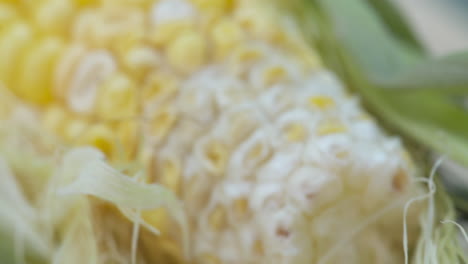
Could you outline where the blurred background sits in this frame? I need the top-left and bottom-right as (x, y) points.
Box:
(393, 0), (468, 56)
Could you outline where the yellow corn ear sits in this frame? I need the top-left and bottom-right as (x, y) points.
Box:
(0, 1), (423, 264)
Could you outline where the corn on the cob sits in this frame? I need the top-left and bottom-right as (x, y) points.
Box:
(0, 0), (424, 263)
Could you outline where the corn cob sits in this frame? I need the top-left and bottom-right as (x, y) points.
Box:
(0, 0), (425, 263)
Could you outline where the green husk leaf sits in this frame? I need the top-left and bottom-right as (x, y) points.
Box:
(58, 147), (190, 259)
(0, 228), (16, 264)
(364, 0), (425, 52)
(413, 179), (468, 263)
(50, 200), (99, 264)
(316, 0), (422, 83)
(0, 157), (50, 264)
(314, 0), (468, 168)
(385, 51), (468, 89)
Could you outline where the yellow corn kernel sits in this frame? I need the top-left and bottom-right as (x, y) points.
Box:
(247, 142), (265, 160)
(102, 0), (154, 8)
(143, 71), (179, 106)
(42, 105), (69, 134)
(0, 88), (13, 119)
(73, 0), (99, 7)
(191, 0), (233, 13)
(317, 121), (347, 135)
(208, 205), (227, 231)
(0, 4), (17, 27)
(141, 207), (173, 233)
(204, 141), (228, 173)
(96, 73), (138, 120)
(63, 118), (89, 142)
(211, 18), (243, 59)
(15, 37), (65, 105)
(254, 239), (264, 255)
(233, 198), (248, 217)
(195, 0), (234, 31)
(0, 22), (33, 89)
(149, 20), (194, 47)
(72, 10), (99, 43)
(284, 123), (307, 142)
(262, 65), (287, 87)
(309, 95), (335, 110)
(147, 105), (177, 144)
(0, 1), (18, 5)
(200, 254), (222, 264)
(158, 158), (181, 194)
(228, 45), (264, 75)
(114, 121), (139, 159)
(81, 124), (115, 157)
(270, 26), (292, 45)
(32, 0), (74, 35)
(167, 31), (206, 74)
(111, 29), (145, 60)
(74, 7), (144, 49)
(153, 239), (184, 264)
(235, 5), (275, 38)
(121, 46), (161, 79)
(232, 45), (263, 64)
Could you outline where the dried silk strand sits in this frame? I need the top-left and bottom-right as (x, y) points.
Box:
(131, 209), (141, 264)
(441, 220), (468, 245)
(403, 157), (444, 264)
(131, 172), (144, 264)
